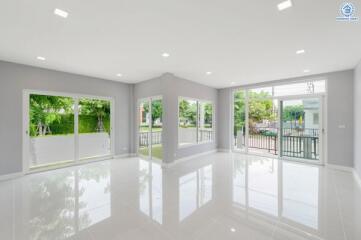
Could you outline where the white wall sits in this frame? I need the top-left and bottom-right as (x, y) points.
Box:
(0, 61), (132, 176)
(354, 61), (361, 177)
(217, 70), (354, 167)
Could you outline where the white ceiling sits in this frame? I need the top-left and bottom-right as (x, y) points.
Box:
(0, 0), (361, 88)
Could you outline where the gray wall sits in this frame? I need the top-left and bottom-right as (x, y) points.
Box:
(327, 70), (354, 167)
(217, 70), (354, 167)
(217, 88), (232, 150)
(354, 62), (361, 176)
(133, 73), (218, 164)
(0, 61), (132, 176)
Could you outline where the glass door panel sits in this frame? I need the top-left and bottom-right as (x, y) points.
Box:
(281, 98), (321, 161)
(178, 99), (197, 146)
(29, 94), (75, 168)
(138, 100), (151, 157)
(151, 98), (163, 160)
(233, 90), (246, 151)
(78, 98), (111, 160)
(248, 88), (278, 156)
(198, 101), (213, 143)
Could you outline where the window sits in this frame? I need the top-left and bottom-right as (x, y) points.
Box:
(313, 113), (319, 125)
(273, 80), (326, 97)
(198, 101), (213, 143)
(178, 98), (214, 146)
(26, 92), (113, 170)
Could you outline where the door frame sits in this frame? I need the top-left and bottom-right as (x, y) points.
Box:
(22, 89), (115, 174)
(136, 95), (163, 160)
(231, 87), (327, 165)
(277, 94), (325, 165)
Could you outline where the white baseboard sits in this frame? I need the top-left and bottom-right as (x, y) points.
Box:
(326, 163), (354, 172)
(113, 153), (137, 159)
(0, 172), (24, 182)
(353, 169), (361, 189)
(162, 149), (217, 169)
(217, 148), (232, 152)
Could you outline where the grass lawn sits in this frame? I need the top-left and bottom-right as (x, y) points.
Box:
(139, 144), (163, 160)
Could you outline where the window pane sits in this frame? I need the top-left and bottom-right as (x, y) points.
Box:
(198, 101), (213, 143)
(248, 87), (273, 97)
(281, 98), (320, 160)
(248, 91), (278, 156)
(274, 80), (326, 97)
(29, 94), (75, 168)
(179, 99), (197, 145)
(138, 100), (150, 157)
(151, 99), (163, 160)
(233, 90), (246, 151)
(78, 98), (111, 160)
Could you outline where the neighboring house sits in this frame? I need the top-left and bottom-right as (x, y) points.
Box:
(140, 105), (150, 125)
(303, 99), (319, 130)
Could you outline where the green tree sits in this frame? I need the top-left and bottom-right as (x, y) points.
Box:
(143, 100), (163, 127)
(179, 99), (197, 127)
(30, 95), (74, 136)
(234, 90), (246, 135)
(248, 91), (275, 123)
(282, 105), (304, 128)
(204, 103), (213, 127)
(79, 99), (110, 132)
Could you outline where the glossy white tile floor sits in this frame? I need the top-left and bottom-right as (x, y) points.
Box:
(1, 153), (361, 240)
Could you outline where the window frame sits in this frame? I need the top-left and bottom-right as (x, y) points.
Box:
(23, 89), (115, 173)
(178, 97), (215, 148)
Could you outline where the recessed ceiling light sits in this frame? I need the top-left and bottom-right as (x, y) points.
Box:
(162, 52), (170, 58)
(303, 69), (310, 73)
(206, 71), (212, 75)
(37, 56), (46, 61)
(54, 8), (69, 18)
(296, 49), (305, 54)
(116, 73), (123, 77)
(277, 0), (292, 11)
(231, 81), (236, 85)
(230, 228), (236, 232)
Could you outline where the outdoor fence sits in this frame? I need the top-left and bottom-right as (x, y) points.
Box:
(139, 128), (213, 147)
(235, 127), (319, 160)
(139, 131), (162, 147)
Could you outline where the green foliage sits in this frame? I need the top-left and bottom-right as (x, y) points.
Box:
(248, 91), (276, 123)
(79, 115), (110, 134)
(30, 95), (74, 136)
(79, 99), (110, 132)
(204, 103), (213, 127)
(179, 99), (197, 127)
(233, 90), (277, 135)
(282, 105), (304, 122)
(143, 99), (163, 127)
(234, 91), (246, 135)
(30, 95), (111, 136)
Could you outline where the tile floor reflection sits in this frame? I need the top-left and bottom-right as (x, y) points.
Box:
(0, 152), (360, 240)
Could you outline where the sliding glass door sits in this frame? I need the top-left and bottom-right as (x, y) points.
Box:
(25, 92), (114, 170)
(138, 97), (163, 160)
(28, 94), (75, 168)
(78, 98), (111, 160)
(232, 80), (325, 164)
(248, 88), (279, 156)
(233, 90), (246, 151)
(280, 98), (322, 161)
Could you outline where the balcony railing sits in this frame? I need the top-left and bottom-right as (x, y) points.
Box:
(235, 127), (319, 160)
(140, 129), (214, 147)
(139, 131), (162, 147)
